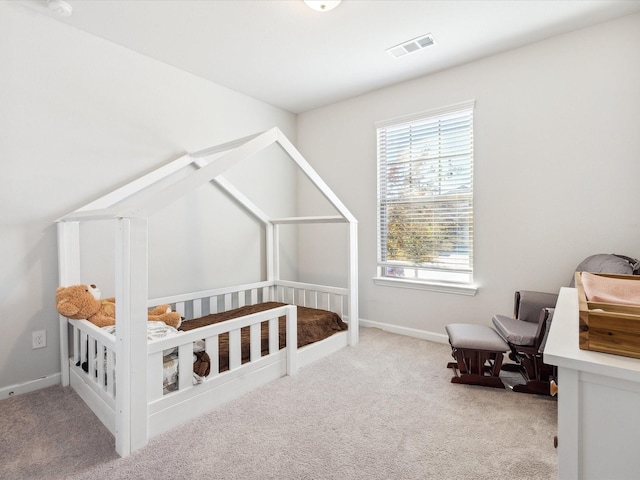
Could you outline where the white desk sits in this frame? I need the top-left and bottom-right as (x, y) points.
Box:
(544, 287), (640, 479)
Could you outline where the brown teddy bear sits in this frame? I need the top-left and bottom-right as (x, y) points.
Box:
(56, 284), (182, 329)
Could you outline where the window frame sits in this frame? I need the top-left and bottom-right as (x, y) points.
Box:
(374, 100), (477, 295)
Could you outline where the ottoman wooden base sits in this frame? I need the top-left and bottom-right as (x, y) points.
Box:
(445, 323), (509, 389)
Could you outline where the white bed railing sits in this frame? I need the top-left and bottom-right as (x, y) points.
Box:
(67, 303), (298, 433)
(146, 305), (297, 403)
(273, 280), (349, 319)
(149, 280), (271, 320)
(148, 279), (350, 322)
(69, 319), (117, 408)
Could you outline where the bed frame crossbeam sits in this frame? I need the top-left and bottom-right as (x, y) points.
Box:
(271, 216), (347, 224)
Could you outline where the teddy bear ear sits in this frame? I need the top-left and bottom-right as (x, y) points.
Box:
(57, 300), (80, 317)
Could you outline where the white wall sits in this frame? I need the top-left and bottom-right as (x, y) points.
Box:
(0, 3), (296, 395)
(297, 12), (640, 340)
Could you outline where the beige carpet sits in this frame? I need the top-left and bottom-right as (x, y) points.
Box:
(0, 327), (557, 479)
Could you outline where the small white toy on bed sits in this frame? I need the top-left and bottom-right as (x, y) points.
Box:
(101, 321), (208, 392)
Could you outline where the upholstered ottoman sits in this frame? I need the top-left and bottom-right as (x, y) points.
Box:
(445, 323), (510, 389)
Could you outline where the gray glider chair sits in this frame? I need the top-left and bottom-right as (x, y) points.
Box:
(492, 290), (558, 395)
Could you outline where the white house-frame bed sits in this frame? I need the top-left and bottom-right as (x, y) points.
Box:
(56, 127), (358, 457)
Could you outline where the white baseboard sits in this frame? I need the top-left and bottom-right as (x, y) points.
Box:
(0, 373), (61, 401)
(360, 318), (449, 344)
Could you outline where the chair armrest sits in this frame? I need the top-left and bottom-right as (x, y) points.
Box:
(537, 307), (555, 352)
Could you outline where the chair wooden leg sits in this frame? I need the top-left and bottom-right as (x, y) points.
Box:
(453, 373), (505, 389)
(502, 352), (554, 396)
(512, 380), (552, 395)
(490, 350), (504, 377)
(447, 348), (506, 389)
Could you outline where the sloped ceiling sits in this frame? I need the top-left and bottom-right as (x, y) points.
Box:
(18, 0), (640, 113)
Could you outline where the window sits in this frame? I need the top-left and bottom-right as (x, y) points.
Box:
(376, 101), (475, 294)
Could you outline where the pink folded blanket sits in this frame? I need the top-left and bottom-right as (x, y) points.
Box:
(581, 272), (640, 306)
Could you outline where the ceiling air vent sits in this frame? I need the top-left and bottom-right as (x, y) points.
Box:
(387, 33), (437, 59)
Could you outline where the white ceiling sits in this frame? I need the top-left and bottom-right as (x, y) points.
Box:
(19, 0), (640, 113)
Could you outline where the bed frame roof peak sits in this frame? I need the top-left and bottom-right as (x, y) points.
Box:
(57, 127), (356, 226)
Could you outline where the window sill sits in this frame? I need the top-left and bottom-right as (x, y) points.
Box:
(373, 276), (478, 296)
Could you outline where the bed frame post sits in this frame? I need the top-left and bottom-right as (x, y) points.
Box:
(57, 221), (81, 386)
(114, 217), (149, 457)
(272, 223), (280, 286)
(285, 305), (298, 375)
(348, 221), (359, 345)
(266, 222), (275, 296)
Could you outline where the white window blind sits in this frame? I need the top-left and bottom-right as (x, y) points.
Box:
(376, 101), (474, 285)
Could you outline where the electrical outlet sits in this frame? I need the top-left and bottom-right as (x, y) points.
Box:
(32, 330), (46, 349)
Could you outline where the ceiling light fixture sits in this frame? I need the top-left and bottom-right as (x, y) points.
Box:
(304, 0), (342, 12)
(387, 33), (437, 58)
(47, 0), (73, 17)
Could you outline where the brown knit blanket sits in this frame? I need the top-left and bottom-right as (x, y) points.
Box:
(179, 302), (347, 373)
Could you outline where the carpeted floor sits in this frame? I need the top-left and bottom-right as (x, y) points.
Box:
(0, 327), (557, 479)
